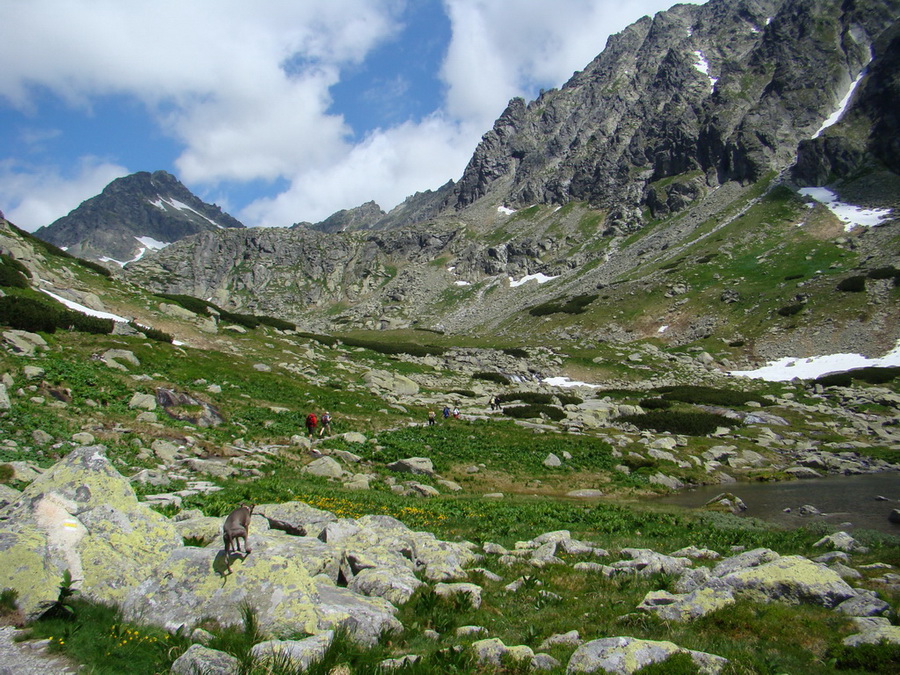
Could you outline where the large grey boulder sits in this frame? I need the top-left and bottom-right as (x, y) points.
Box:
(349, 567), (423, 605)
(171, 644), (240, 675)
(385, 457), (435, 476)
(251, 632), (334, 671)
(257, 501), (338, 536)
(2, 329), (47, 356)
(363, 369), (419, 396)
(302, 456), (345, 479)
(0, 446), (182, 618)
(566, 636), (728, 674)
(717, 555), (857, 608)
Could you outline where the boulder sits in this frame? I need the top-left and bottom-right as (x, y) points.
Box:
(471, 638), (535, 668)
(0, 446), (182, 618)
(302, 456), (345, 479)
(434, 582), (482, 609)
(386, 457), (434, 476)
(128, 393), (157, 411)
(0, 383), (10, 410)
(842, 620), (900, 647)
(101, 349), (139, 371)
(718, 555), (857, 608)
(251, 632), (334, 671)
(363, 369), (419, 396)
(258, 502), (338, 536)
(2, 329), (47, 356)
(349, 567), (423, 605)
(171, 644), (240, 675)
(566, 636), (728, 674)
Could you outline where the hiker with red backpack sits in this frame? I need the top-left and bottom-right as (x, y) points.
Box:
(305, 412), (318, 438)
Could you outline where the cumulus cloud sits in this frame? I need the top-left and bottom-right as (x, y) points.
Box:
(0, 0), (703, 229)
(0, 158), (128, 231)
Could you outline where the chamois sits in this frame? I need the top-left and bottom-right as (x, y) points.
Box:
(223, 503), (254, 561)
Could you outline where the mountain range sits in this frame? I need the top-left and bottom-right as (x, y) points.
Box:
(29, 0), (900, 363)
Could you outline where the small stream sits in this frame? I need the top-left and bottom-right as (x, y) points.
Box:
(655, 472), (900, 535)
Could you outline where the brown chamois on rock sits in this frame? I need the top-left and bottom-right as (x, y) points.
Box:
(223, 503), (254, 562)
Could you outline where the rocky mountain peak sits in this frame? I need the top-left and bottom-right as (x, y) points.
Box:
(35, 170), (244, 265)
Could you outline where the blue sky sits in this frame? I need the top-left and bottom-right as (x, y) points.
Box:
(0, 0), (701, 231)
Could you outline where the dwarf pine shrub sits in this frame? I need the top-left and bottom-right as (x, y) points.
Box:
(473, 371), (510, 384)
(836, 275), (866, 292)
(620, 411), (740, 435)
(496, 392), (554, 405)
(0, 254), (30, 288)
(503, 404), (566, 421)
(656, 385), (758, 406)
(777, 304), (804, 317)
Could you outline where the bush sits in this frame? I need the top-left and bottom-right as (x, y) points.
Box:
(0, 295), (113, 335)
(557, 394), (583, 406)
(656, 385), (759, 407)
(448, 389), (476, 398)
(0, 254), (30, 288)
(836, 275), (866, 292)
(866, 266), (900, 280)
(528, 294), (598, 317)
(640, 398), (674, 410)
(341, 336), (446, 357)
(783, 273), (804, 281)
(131, 322), (173, 343)
(496, 392), (554, 405)
(814, 372), (852, 387)
(502, 348), (529, 359)
(777, 303), (804, 317)
(619, 411), (741, 435)
(473, 372), (510, 385)
(503, 404), (566, 421)
(827, 641), (900, 671)
(815, 366), (900, 387)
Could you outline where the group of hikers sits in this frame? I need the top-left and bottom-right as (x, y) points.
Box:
(304, 410), (332, 438)
(427, 395), (501, 426)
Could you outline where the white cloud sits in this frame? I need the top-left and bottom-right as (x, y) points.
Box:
(0, 158), (128, 231)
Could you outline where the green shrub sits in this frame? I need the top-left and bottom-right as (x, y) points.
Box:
(656, 385), (759, 407)
(0, 464), (13, 482)
(640, 398), (674, 410)
(341, 336), (446, 357)
(131, 322), (173, 343)
(827, 640), (900, 671)
(557, 394), (584, 406)
(0, 295), (113, 335)
(502, 348), (529, 358)
(0, 254), (30, 288)
(814, 372), (852, 387)
(696, 253), (717, 264)
(728, 340), (746, 347)
(503, 404), (566, 421)
(528, 293), (598, 316)
(448, 389), (476, 398)
(836, 275), (866, 292)
(777, 303), (804, 317)
(867, 266), (900, 280)
(473, 372), (510, 384)
(620, 411), (741, 435)
(76, 259), (113, 278)
(496, 392), (554, 405)
(783, 273), (804, 281)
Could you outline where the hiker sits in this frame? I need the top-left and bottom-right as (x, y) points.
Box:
(442, 405), (451, 419)
(428, 410), (436, 426)
(489, 395), (498, 411)
(318, 411), (332, 437)
(452, 406), (460, 419)
(305, 412), (318, 438)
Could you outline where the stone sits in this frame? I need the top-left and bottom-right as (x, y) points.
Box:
(434, 582), (482, 609)
(471, 638), (535, 668)
(835, 589), (891, 617)
(349, 567), (423, 605)
(363, 369), (419, 396)
(151, 439), (179, 463)
(71, 432), (95, 445)
(2, 330), (47, 356)
(171, 644), (240, 675)
(539, 630), (581, 650)
(101, 349), (139, 371)
(0, 383), (9, 410)
(251, 632), (334, 671)
(813, 531), (868, 553)
(302, 456), (345, 479)
(129, 393), (157, 411)
(566, 636), (728, 674)
(543, 453), (562, 467)
(31, 429), (53, 445)
(386, 457), (434, 476)
(342, 432), (367, 444)
(566, 489), (604, 498)
(842, 622), (900, 647)
(718, 555), (857, 608)
(0, 446), (183, 619)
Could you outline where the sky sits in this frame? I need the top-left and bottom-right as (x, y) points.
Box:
(0, 0), (704, 231)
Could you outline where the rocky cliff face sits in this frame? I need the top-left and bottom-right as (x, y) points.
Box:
(35, 170), (244, 264)
(445, 0), (896, 229)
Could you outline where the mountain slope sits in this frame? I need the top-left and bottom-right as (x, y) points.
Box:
(35, 170), (244, 265)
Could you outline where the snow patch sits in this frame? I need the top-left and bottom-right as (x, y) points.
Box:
(151, 196), (224, 228)
(798, 187), (891, 231)
(730, 340), (900, 382)
(39, 289), (129, 323)
(509, 272), (558, 287)
(149, 198), (167, 210)
(135, 235), (170, 251)
(812, 69), (867, 138)
(692, 50), (717, 90)
(454, 280), (471, 287)
(498, 206), (516, 215)
(542, 376), (601, 389)
(658, 325), (669, 334)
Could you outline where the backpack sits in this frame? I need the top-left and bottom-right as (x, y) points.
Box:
(306, 413), (317, 426)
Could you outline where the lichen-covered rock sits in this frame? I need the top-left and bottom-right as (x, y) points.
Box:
(258, 501), (337, 536)
(842, 620), (900, 647)
(363, 369), (419, 395)
(302, 456), (345, 479)
(171, 644), (240, 675)
(835, 589), (890, 617)
(385, 457), (434, 475)
(123, 544), (323, 636)
(251, 632), (334, 671)
(312, 577), (401, 646)
(639, 586), (735, 622)
(566, 636), (728, 674)
(718, 555), (857, 608)
(613, 549), (692, 576)
(0, 445), (182, 618)
(471, 637), (535, 668)
(349, 567), (423, 605)
(434, 582), (482, 609)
